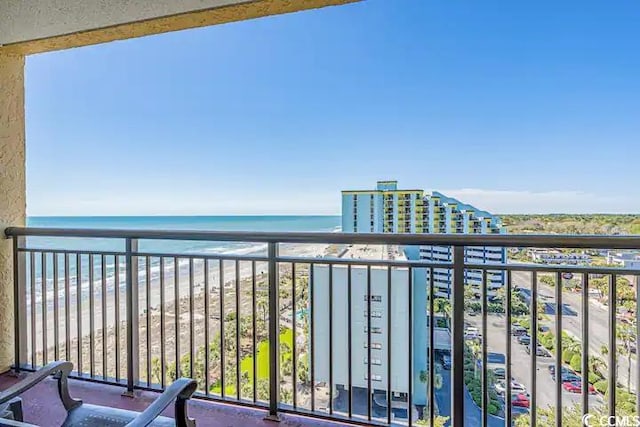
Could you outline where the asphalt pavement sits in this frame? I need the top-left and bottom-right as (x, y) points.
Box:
(468, 314), (604, 411)
(512, 270), (637, 394)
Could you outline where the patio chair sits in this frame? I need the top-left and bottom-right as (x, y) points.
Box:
(0, 361), (197, 427)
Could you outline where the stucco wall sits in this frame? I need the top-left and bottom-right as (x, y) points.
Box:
(0, 53), (26, 373)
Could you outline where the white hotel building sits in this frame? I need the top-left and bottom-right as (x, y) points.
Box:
(309, 181), (505, 414)
(342, 181), (506, 297)
(420, 191), (506, 298)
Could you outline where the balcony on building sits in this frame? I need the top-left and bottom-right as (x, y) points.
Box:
(1, 2), (639, 427)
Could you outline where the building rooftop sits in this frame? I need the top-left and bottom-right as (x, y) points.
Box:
(340, 244), (407, 261)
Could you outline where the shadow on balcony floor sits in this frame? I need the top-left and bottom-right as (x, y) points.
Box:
(0, 372), (344, 427)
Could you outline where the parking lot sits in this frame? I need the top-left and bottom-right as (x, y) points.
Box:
(466, 314), (604, 412)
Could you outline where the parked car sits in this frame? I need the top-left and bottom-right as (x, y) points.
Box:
(562, 381), (596, 394)
(492, 367), (506, 379)
(624, 341), (637, 354)
(553, 371), (581, 383)
(517, 335), (531, 345)
(548, 365), (573, 376)
(512, 325), (527, 336)
(537, 347), (551, 357)
(442, 355), (451, 370)
(511, 393), (530, 408)
(495, 380), (527, 396)
(465, 327), (481, 340)
(525, 344), (551, 357)
(466, 332), (481, 341)
(487, 353), (506, 364)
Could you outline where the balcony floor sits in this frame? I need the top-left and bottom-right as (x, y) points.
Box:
(0, 372), (346, 427)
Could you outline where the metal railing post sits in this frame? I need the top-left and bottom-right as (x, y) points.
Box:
(451, 245), (465, 427)
(12, 236), (27, 374)
(265, 242), (280, 421)
(608, 274), (617, 418)
(124, 238), (139, 396)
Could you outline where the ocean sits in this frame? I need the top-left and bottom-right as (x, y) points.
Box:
(24, 216), (341, 304)
(27, 215), (341, 254)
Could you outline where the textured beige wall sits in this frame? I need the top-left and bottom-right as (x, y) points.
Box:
(0, 53), (26, 373)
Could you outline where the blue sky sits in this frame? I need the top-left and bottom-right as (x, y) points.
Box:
(26, 0), (640, 216)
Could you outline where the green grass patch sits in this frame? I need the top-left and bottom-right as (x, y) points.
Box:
(211, 328), (294, 395)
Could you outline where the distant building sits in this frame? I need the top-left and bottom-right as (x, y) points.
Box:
(607, 251), (640, 269)
(312, 245), (439, 419)
(419, 191), (505, 298)
(528, 249), (591, 265)
(327, 181), (506, 416)
(341, 181), (424, 234)
(341, 181), (506, 298)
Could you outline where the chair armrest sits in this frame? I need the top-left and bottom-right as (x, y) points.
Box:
(0, 419), (39, 427)
(0, 361), (81, 411)
(125, 378), (197, 427)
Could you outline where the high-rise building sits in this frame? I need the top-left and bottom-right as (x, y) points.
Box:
(341, 181), (425, 234)
(310, 245), (432, 420)
(318, 181), (505, 417)
(341, 181), (506, 297)
(421, 191), (506, 298)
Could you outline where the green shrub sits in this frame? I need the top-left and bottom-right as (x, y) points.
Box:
(464, 372), (475, 384)
(588, 372), (601, 384)
(594, 380), (607, 394)
(470, 390), (481, 405)
(562, 349), (575, 364)
(540, 333), (554, 352)
(487, 403), (499, 416)
(570, 355), (582, 373)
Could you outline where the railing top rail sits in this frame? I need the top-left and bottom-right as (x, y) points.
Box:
(5, 226), (640, 249)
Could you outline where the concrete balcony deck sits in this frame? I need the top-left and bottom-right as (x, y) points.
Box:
(0, 372), (344, 427)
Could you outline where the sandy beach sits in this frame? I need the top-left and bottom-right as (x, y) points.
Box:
(25, 242), (334, 382)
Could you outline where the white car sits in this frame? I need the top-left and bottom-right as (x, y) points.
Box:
(465, 327), (482, 340)
(495, 380), (527, 396)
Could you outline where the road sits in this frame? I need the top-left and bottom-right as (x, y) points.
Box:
(512, 271), (637, 393)
(437, 367), (504, 427)
(468, 314), (604, 413)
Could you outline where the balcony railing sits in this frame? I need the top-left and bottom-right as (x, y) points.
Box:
(4, 227), (640, 427)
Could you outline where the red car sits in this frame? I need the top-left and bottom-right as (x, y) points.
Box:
(512, 393), (530, 408)
(562, 381), (596, 394)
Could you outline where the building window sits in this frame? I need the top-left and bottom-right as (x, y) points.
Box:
(364, 357), (382, 365)
(364, 374), (382, 382)
(364, 295), (382, 302)
(364, 342), (383, 349)
(364, 326), (383, 334)
(364, 310), (382, 318)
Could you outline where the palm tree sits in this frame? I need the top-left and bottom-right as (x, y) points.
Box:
(589, 355), (606, 377)
(433, 298), (452, 328)
(617, 323), (635, 391)
(600, 344), (609, 358)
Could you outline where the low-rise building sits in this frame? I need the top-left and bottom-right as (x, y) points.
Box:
(528, 249), (591, 265)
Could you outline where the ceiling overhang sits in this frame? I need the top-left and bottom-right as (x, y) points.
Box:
(0, 0), (360, 55)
